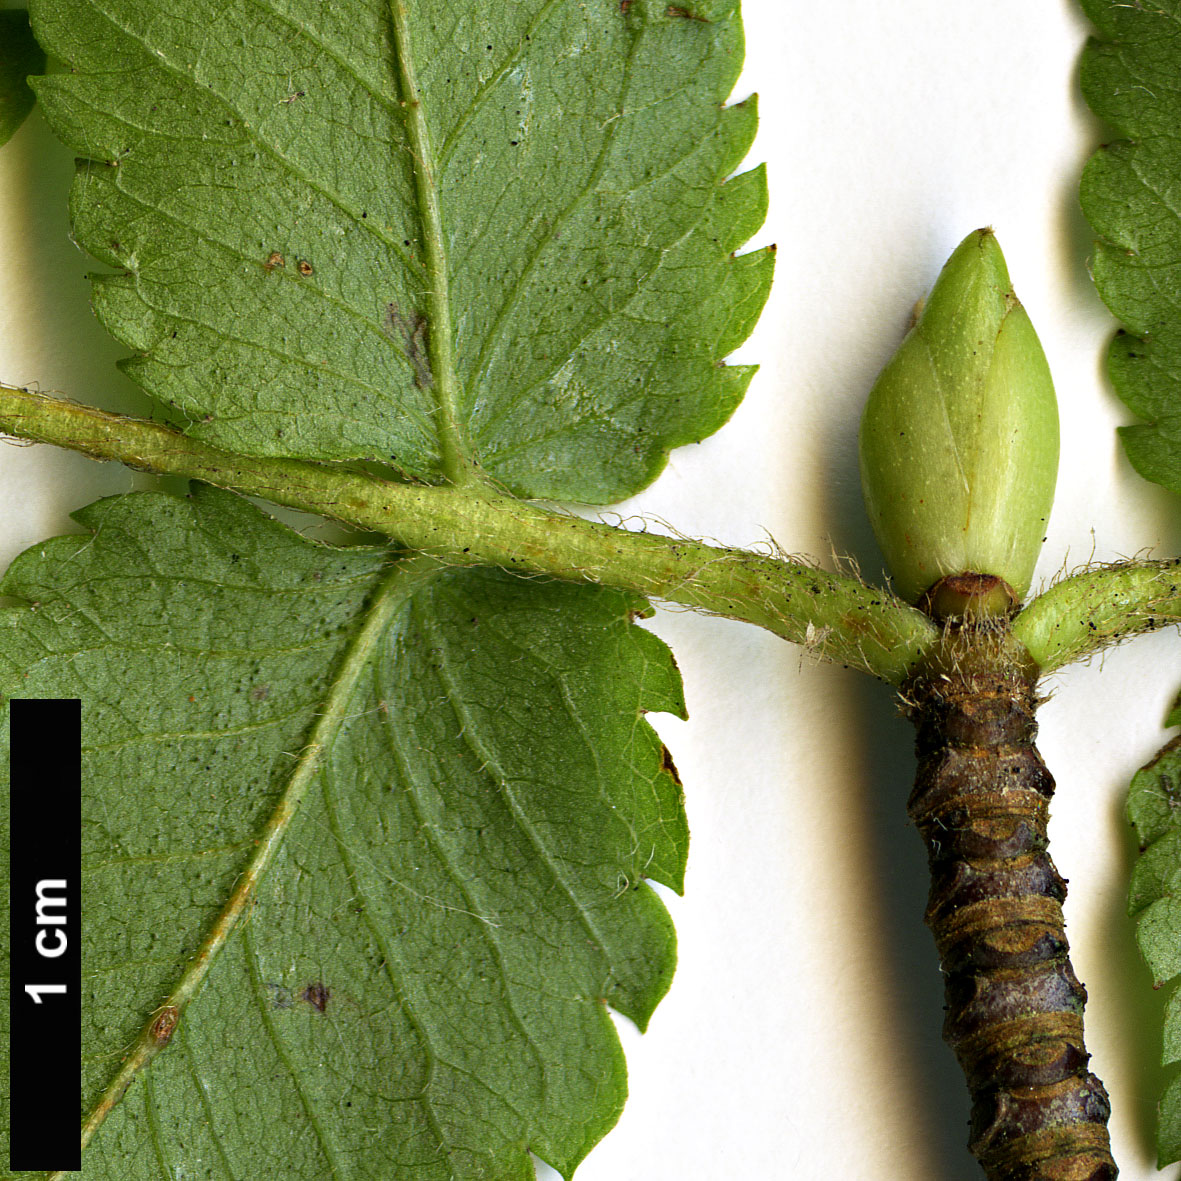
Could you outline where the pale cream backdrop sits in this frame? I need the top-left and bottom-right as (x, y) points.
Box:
(0, 1), (1177, 1179)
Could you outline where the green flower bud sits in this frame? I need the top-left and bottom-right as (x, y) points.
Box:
(858, 229), (1059, 610)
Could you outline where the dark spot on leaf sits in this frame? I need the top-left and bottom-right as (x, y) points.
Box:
(666, 4), (708, 19)
(297, 259), (314, 277)
(300, 982), (330, 1012)
(150, 1006), (179, 1046)
(250, 684), (270, 702)
(385, 303), (433, 389)
(263, 251), (285, 272)
(620, 0), (633, 10)
(659, 744), (682, 786)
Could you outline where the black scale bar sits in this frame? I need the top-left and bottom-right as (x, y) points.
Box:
(8, 699), (81, 1172)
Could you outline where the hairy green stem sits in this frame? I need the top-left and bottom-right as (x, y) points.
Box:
(1012, 559), (1181, 673)
(5, 386), (1178, 684)
(0, 385), (936, 681)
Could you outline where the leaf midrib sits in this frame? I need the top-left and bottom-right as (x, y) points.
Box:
(388, 0), (468, 483)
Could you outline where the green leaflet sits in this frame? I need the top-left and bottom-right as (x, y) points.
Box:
(0, 487), (688, 1178)
(0, 9), (43, 148)
(26, 0), (771, 501)
(1079, 0), (1181, 497)
(1080, 7), (1181, 1159)
(5, 2), (765, 1170)
(1127, 734), (1181, 1166)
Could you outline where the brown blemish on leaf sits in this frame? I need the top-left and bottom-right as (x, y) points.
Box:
(263, 251), (285, 273)
(385, 303), (433, 389)
(250, 684), (270, 702)
(667, 4), (708, 19)
(619, 0), (633, 10)
(659, 744), (682, 787)
(297, 259), (314, 277)
(300, 982), (330, 1012)
(149, 1006), (179, 1046)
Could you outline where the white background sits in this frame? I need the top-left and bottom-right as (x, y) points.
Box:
(0, 1), (1178, 1179)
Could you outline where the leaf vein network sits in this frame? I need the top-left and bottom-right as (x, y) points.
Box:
(242, 922), (347, 1179)
(92, 173), (426, 392)
(461, 27), (642, 418)
(374, 611), (552, 1101)
(435, 0), (566, 168)
(421, 603), (620, 989)
(84, 0), (419, 276)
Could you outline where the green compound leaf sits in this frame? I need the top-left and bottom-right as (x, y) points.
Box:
(1079, 0), (1181, 497)
(27, 0), (771, 501)
(1079, 30), (1181, 1156)
(1127, 735), (1181, 1166)
(0, 487), (687, 1178)
(0, 9), (44, 148)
